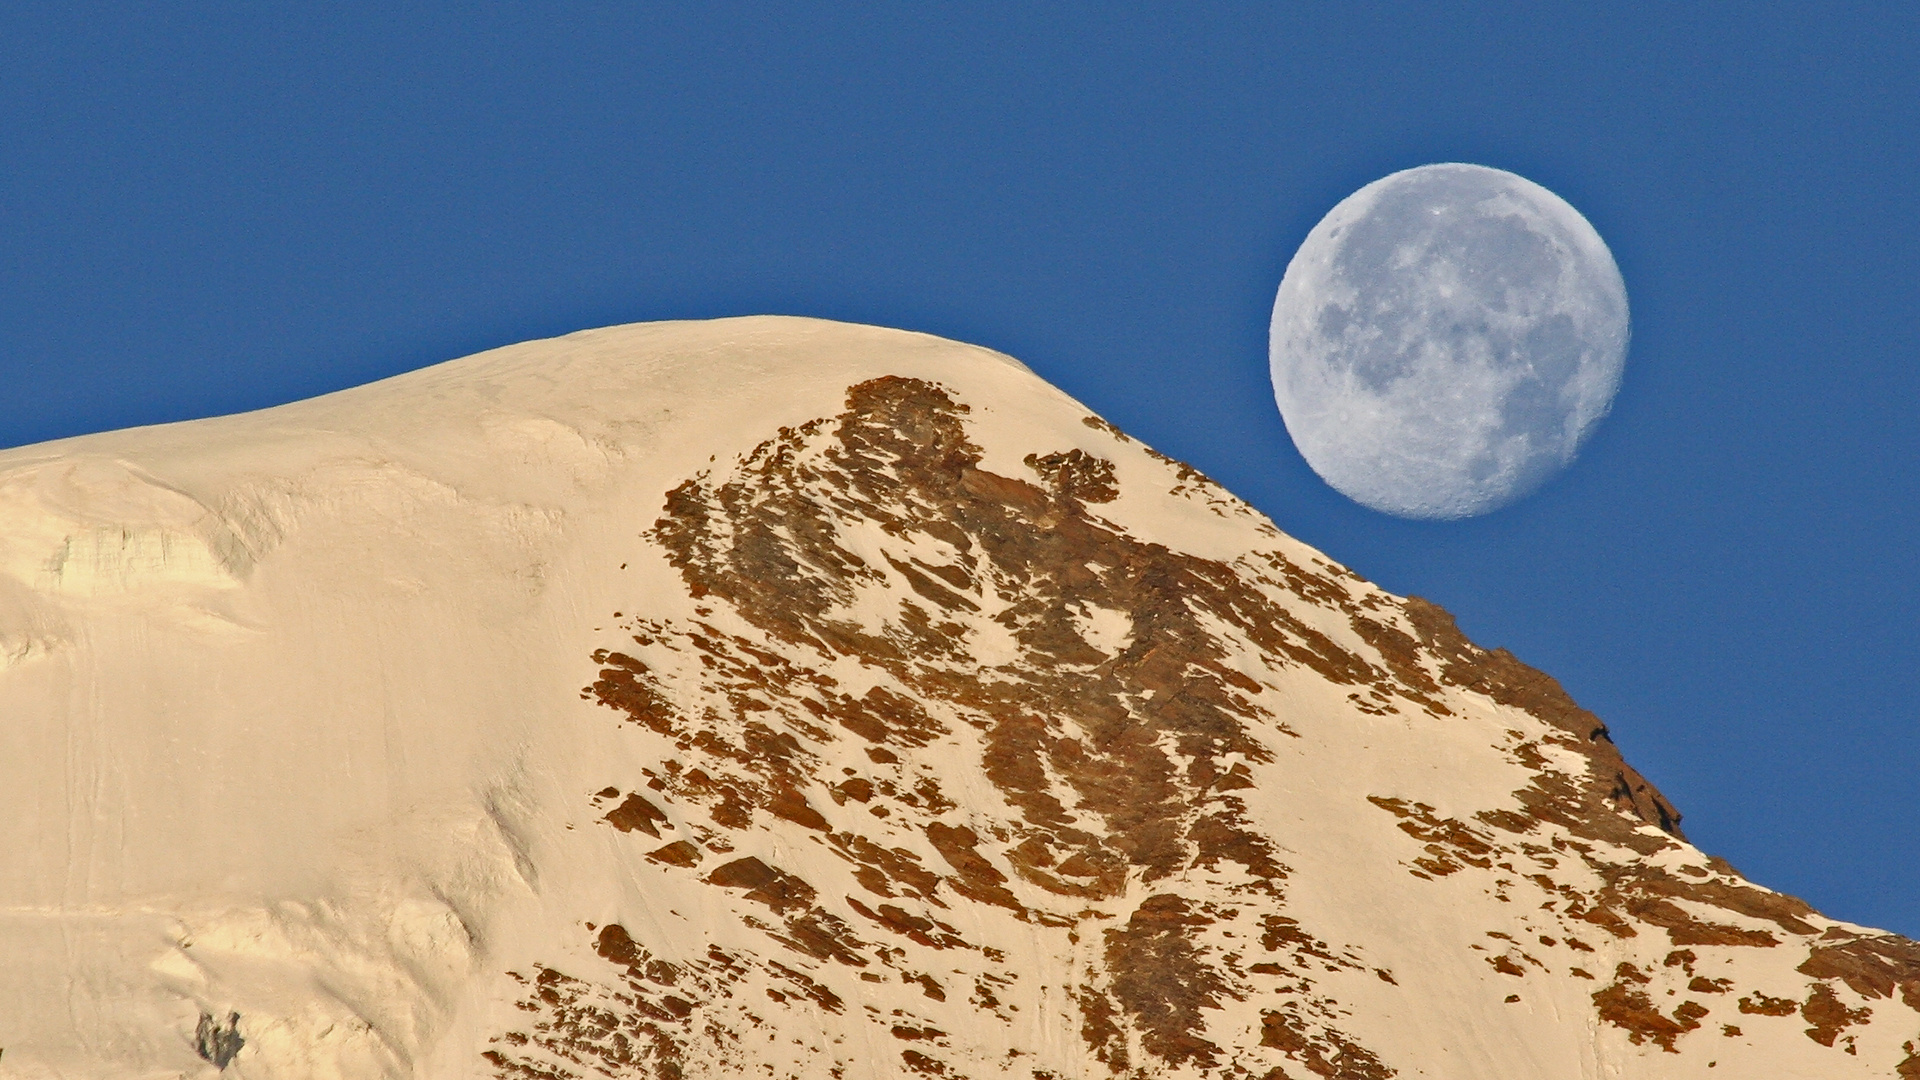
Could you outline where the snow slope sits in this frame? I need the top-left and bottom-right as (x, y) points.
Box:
(0, 316), (1914, 1079)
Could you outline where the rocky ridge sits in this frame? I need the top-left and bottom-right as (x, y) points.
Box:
(0, 317), (1913, 1079)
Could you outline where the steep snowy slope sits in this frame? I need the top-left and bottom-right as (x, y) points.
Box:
(0, 317), (1914, 1080)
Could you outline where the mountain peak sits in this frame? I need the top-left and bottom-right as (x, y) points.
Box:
(1, 319), (1913, 1079)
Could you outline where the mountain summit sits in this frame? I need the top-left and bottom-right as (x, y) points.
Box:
(1, 317), (1914, 1079)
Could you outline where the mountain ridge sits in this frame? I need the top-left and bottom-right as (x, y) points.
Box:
(0, 317), (1913, 1079)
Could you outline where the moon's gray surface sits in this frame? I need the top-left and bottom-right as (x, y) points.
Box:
(1270, 163), (1628, 519)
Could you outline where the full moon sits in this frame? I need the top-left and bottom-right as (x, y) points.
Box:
(1270, 163), (1628, 519)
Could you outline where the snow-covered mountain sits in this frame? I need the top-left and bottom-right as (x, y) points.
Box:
(1, 317), (1914, 1080)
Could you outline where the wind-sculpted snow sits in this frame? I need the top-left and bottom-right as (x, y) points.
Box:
(0, 317), (1915, 1079)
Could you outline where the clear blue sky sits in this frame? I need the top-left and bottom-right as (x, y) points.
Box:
(3, 5), (1915, 935)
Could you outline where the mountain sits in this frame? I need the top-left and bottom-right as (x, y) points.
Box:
(0, 317), (1915, 1080)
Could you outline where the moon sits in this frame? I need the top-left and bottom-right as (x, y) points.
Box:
(1270, 163), (1629, 519)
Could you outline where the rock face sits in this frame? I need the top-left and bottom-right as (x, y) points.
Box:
(0, 317), (1915, 1080)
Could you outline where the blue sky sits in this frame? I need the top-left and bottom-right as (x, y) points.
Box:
(3, 5), (1915, 935)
